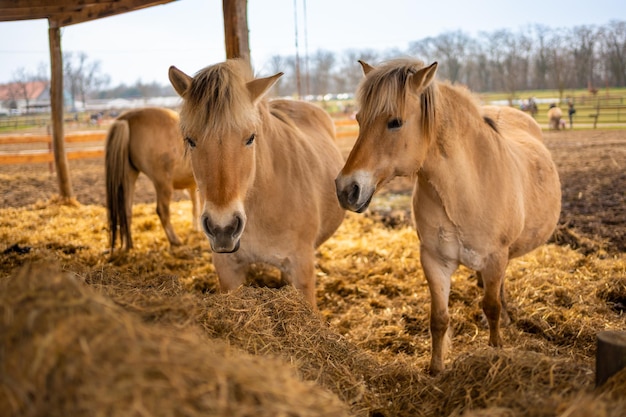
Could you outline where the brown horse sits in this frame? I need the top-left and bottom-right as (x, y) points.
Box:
(336, 58), (561, 374)
(105, 107), (199, 251)
(168, 59), (345, 308)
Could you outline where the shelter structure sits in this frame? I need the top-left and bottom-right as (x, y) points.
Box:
(0, 0), (250, 200)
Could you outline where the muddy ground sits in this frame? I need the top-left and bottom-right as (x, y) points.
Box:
(1, 129), (624, 255)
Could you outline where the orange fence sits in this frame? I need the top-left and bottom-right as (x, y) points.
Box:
(0, 120), (360, 165)
(0, 132), (107, 165)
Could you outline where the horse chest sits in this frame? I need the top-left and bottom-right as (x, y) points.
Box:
(414, 181), (488, 271)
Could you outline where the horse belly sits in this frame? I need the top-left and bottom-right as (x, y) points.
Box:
(510, 146), (562, 259)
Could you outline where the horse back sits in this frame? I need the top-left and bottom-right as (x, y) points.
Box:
(119, 107), (192, 188)
(269, 99), (336, 143)
(482, 105), (543, 141)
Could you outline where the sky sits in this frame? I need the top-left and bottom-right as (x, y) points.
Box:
(0, 0), (624, 86)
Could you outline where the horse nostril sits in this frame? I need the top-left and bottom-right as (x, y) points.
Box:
(232, 214), (244, 238)
(348, 182), (360, 205)
(202, 214), (214, 237)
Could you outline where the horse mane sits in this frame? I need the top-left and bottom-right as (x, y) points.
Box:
(179, 59), (260, 139)
(357, 58), (437, 141)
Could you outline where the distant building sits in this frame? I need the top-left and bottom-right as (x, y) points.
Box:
(0, 80), (181, 116)
(0, 81), (51, 115)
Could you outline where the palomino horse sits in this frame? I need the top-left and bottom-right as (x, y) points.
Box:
(105, 107), (199, 251)
(547, 104), (563, 130)
(168, 59), (345, 308)
(336, 58), (561, 374)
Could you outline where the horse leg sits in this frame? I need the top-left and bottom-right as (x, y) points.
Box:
(187, 186), (200, 231)
(276, 249), (318, 310)
(290, 254), (318, 310)
(123, 169), (139, 250)
(155, 183), (182, 246)
(480, 252), (509, 347)
(499, 277), (511, 326)
(212, 254), (247, 292)
(477, 271), (510, 326)
(420, 246), (456, 375)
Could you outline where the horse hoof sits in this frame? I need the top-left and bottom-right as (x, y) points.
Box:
(429, 360), (444, 376)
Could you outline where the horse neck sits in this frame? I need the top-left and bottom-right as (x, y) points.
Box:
(422, 84), (489, 169)
(419, 84), (499, 195)
(245, 102), (289, 200)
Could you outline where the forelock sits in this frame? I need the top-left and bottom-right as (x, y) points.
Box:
(356, 58), (428, 123)
(179, 59), (259, 139)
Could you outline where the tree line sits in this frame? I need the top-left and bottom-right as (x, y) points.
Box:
(5, 20), (626, 109)
(269, 20), (626, 101)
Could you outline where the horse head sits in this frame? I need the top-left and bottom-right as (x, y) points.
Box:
(169, 60), (282, 253)
(336, 59), (438, 213)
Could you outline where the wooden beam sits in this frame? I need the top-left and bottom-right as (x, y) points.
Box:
(50, 0), (174, 27)
(48, 24), (74, 199)
(0, 1), (176, 26)
(222, 0), (250, 67)
(597, 330), (626, 386)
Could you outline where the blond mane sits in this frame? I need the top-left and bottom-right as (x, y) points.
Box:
(178, 59), (260, 139)
(357, 58), (437, 140)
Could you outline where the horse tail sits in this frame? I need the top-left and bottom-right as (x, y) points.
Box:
(105, 119), (134, 251)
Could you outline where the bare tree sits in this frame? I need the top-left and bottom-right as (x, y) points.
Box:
(64, 51), (110, 110)
(409, 31), (473, 84)
(9, 67), (34, 113)
(265, 55), (289, 97)
(569, 25), (599, 90)
(334, 49), (379, 94)
(599, 20), (626, 87)
(531, 25), (552, 90)
(309, 49), (335, 97)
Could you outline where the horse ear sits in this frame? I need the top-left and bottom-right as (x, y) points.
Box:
(358, 60), (375, 76)
(169, 66), (192, 97)
(247, 72), (283, 103)
(410, 61), (438, 92)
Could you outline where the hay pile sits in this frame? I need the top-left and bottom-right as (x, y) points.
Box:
(1, 199), (625, 417)
(0, 263), (350, 417)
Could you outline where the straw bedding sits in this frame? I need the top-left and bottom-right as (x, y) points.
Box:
(0, 129), (624, 416)
(0, 198), (624, 417)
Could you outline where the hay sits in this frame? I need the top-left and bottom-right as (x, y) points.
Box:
(1, 199), (626, 417)
(0, 263), (350, 417)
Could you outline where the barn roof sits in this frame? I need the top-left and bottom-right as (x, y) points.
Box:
(0, 80), (48, 101)
(0, 0), (176, 28)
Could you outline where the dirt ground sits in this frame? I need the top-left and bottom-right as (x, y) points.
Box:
(1, 128), (624, 255)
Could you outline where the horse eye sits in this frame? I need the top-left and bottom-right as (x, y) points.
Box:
(387, 118), (403, 130)
(246, 133), (256, 146)
(184, 137), (196, 148)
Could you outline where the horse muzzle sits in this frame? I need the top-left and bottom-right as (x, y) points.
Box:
(335, 173), (375, 213)
(201, 212), (245, 253)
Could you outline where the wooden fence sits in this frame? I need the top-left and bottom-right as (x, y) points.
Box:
(0, 132), (106, 165)
(1, 108), (624, 165)
(0, 121), (360, 165)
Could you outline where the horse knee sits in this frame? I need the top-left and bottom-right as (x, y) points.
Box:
(482, 297), (501, 323)
(430, 310), (450, 338)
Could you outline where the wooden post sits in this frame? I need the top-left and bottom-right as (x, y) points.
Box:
(48, 22), (74, 200)
(222, 0), (250, 67)
(596, 330), (626, 387)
